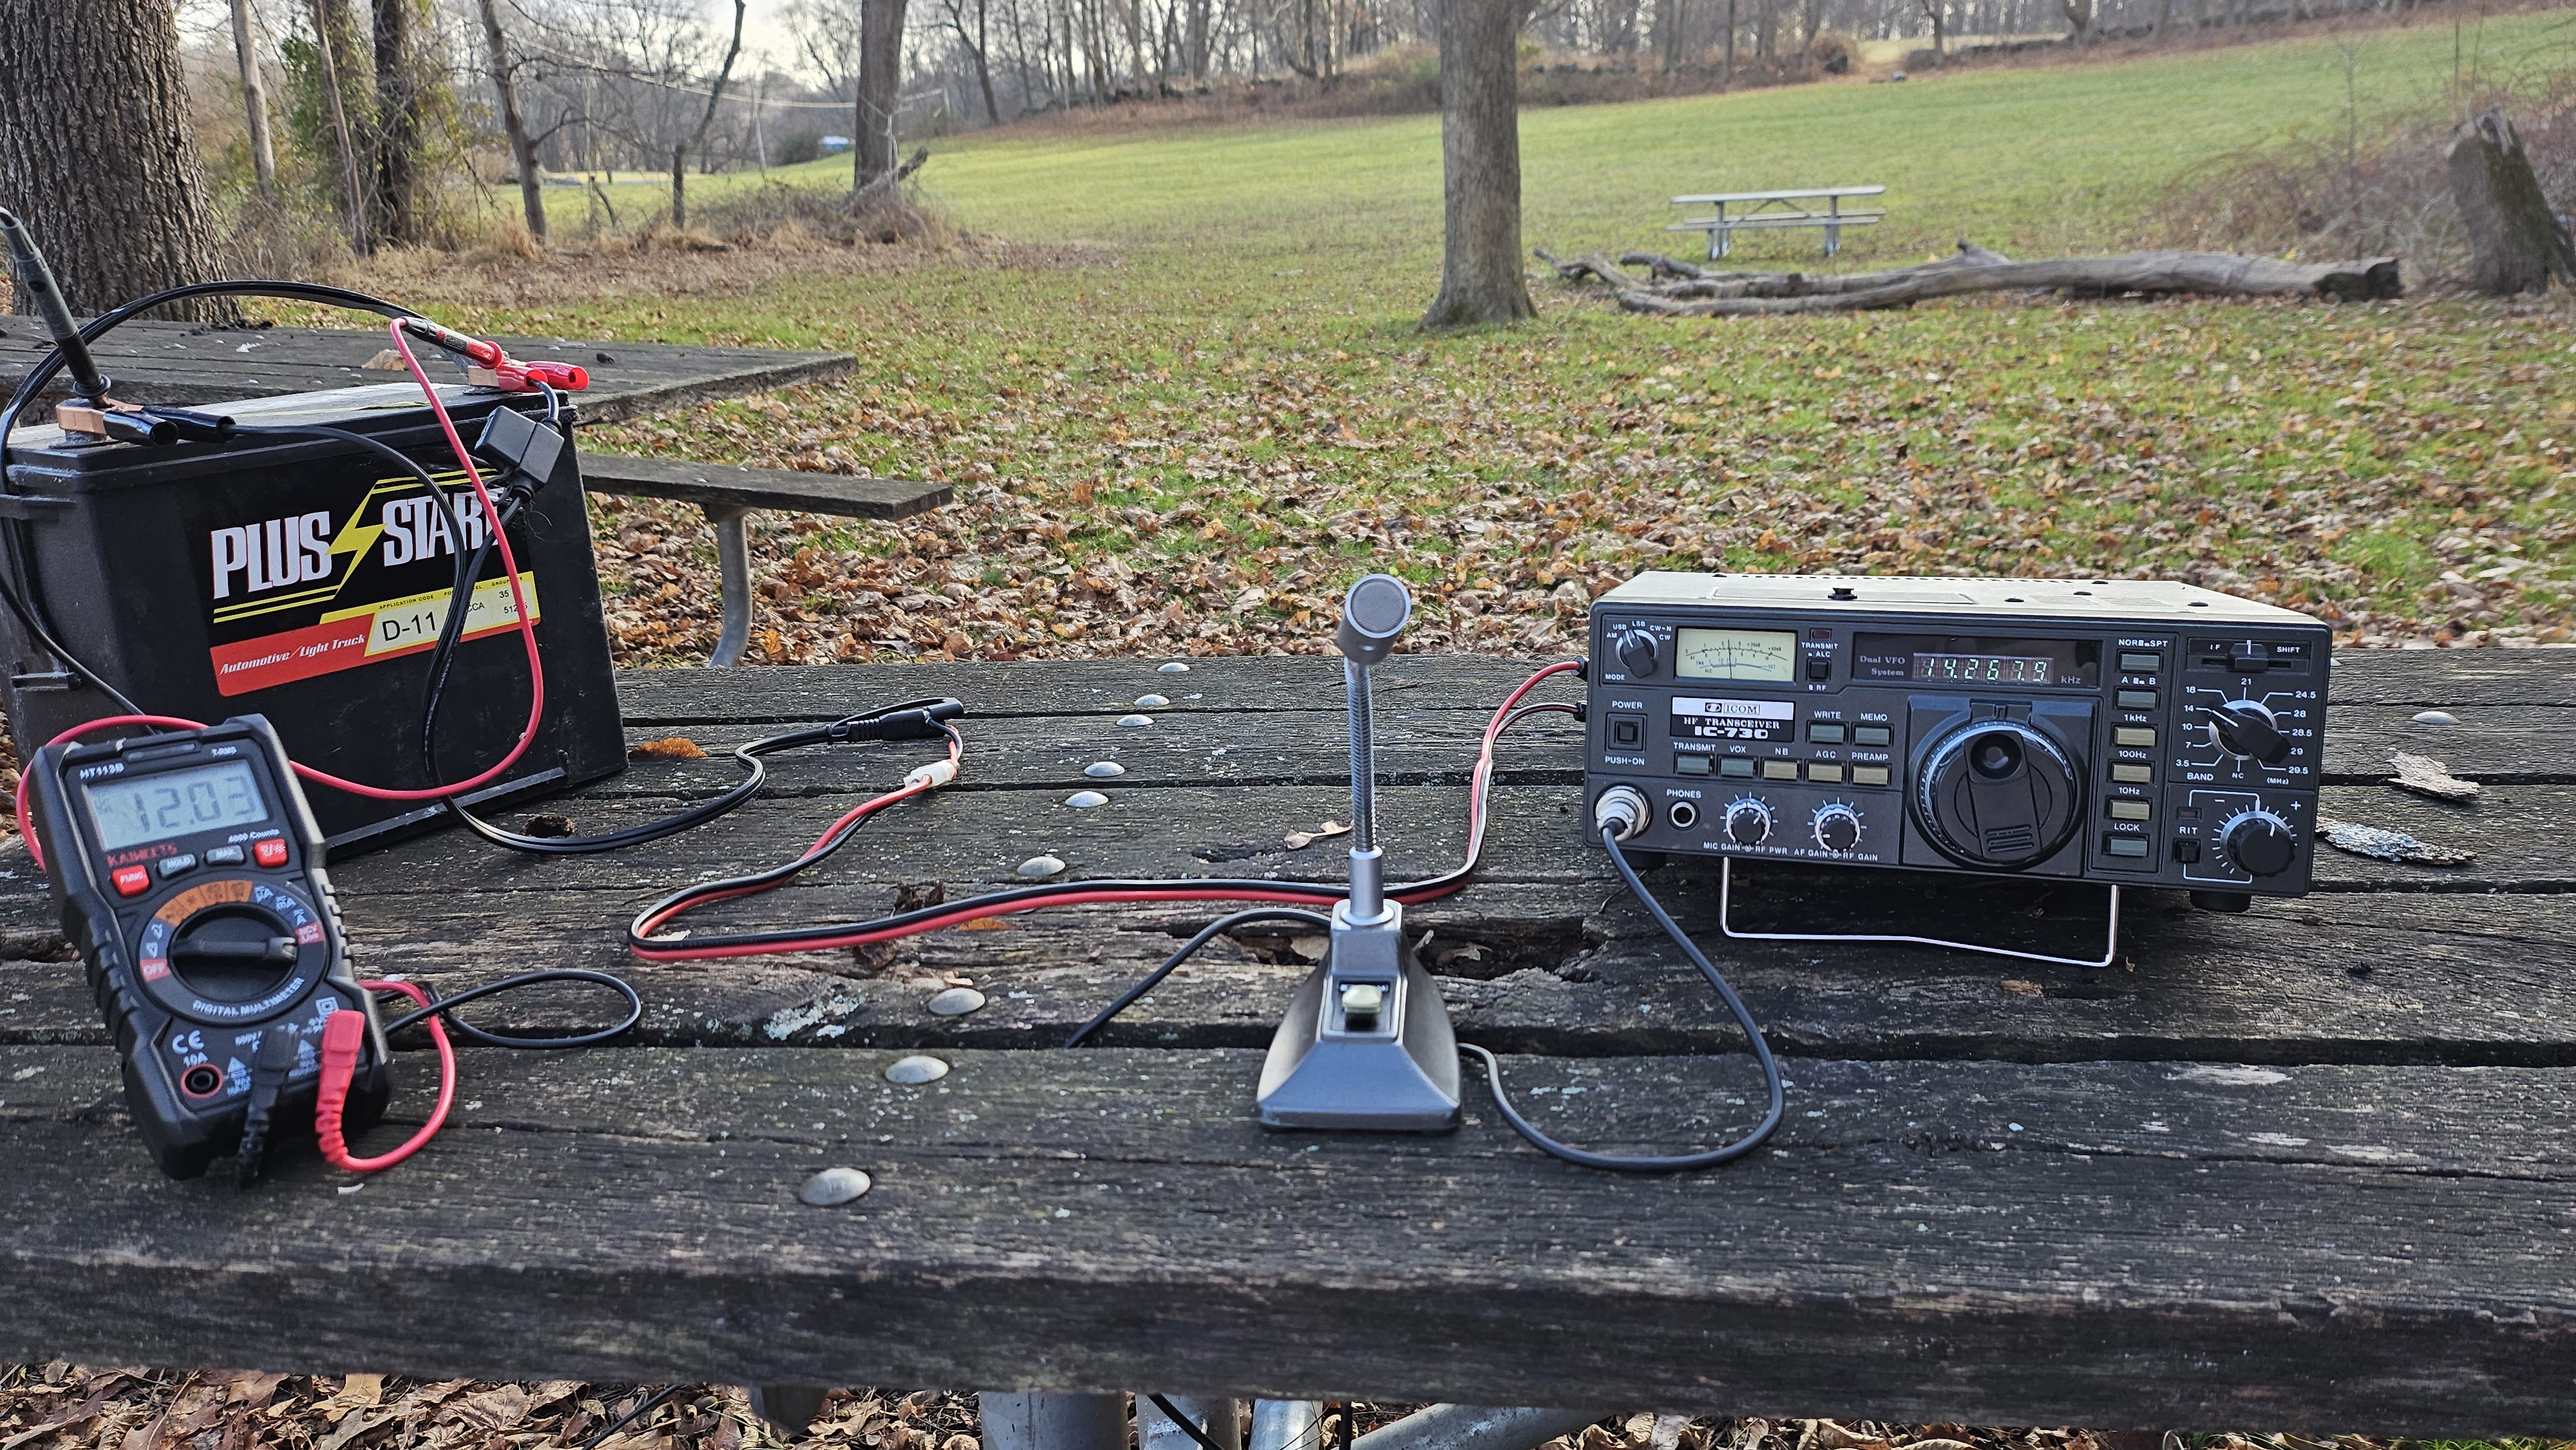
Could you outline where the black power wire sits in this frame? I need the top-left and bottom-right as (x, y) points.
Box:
(1063, 908), (1334, 1048)
(1457, 824), (1784, 1172)
(583, 1386), (682, 1450)
(378, 969), (644, 1048)
(1146, 1396), (1235, 1450)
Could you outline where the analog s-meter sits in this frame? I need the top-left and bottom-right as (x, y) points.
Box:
(1674, 628), (1797, 683)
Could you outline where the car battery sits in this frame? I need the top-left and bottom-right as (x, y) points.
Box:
(0, 381), (625, 851)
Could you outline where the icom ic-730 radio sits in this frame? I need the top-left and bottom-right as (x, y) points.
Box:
(1585, 573), (2333, 912)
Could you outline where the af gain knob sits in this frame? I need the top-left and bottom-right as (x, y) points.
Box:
(1811, 803), (1862, 852)
(1723, 797), (1773, 847)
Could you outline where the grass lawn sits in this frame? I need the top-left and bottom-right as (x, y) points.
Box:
(392, 8), (2575, 666)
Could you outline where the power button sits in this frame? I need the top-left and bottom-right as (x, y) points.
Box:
(252, 838), (290, 868)
(112, 865), (151, 897)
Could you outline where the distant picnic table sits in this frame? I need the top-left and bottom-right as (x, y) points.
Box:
(1668, 185), (1886, 259)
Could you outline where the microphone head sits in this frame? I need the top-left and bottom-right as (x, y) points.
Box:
(1334, 573), (1412, 667)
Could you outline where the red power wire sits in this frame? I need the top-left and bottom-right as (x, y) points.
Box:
(314, 979), (455, 1173)
(12, 320), (551, 869)
(628, 659), (1586, 961)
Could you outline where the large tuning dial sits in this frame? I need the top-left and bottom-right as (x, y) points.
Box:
(1810, 803), (1862, 852)
(2219, 808), (2298, 878)
(2205, 699), (2292, 766)
(1615, 627), (1660, 679)
(1723, 797), (1773, 847)
(1911, 719), (2082, 869)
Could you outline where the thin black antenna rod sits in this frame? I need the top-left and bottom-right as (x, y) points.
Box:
(0, 209), (109, 403)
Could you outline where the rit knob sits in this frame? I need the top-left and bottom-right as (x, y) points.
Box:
(2206, 699), (2292, 766)
(2221, 809), (2298, 878)
(1811, 803), (1862, 852)
(1615, 627), (1659, 679)
(1725, 798), (1773, 847)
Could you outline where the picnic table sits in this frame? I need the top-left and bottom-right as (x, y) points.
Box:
(1667, 186), (1886, 260)
(3, 648), (2573, 1433)
(0, 319), (949, 666)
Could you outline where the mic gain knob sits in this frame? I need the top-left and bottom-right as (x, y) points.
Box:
(1810, 803), (1862, 852)
(1723, 797), (1773, 847)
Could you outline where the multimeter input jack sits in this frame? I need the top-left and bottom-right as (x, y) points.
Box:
(179, 1064), (224, 1097)
(1666, 800), (1700, 831)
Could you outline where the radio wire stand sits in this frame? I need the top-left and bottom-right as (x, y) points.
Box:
(1716, 859), (2122, 970)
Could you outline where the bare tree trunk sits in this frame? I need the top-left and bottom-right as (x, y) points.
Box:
(475, 0), (545, 242)
(2445, 108), (2576, 295)
(671, 0), (746, 229)
(0, 0), (229, 317)
(229, 0), (279, 198)
(372, 0), (423, 245)
(1421, 0), (1535, 328)
(1185, 0), (1211, 76)
(855, 0), (911, 185)
(307, 0), (374, 252)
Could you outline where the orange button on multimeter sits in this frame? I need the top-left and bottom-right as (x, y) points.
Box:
(252, 838), (289, 868)
(112, 865), (152, 897)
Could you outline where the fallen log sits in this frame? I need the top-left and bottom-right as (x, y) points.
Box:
(1611, 250), (2401, 315)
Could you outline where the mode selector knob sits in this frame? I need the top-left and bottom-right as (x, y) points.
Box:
(2221, 809), (2298, 878)
(1615, 627), (1660, 679)
(1811, 803), (1862, 852)
(1724, 798), (1773, 847)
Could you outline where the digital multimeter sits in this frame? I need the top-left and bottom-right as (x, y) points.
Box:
(28, 714), (390, 1179)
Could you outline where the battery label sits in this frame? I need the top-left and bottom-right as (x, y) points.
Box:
(192, 457), (545, 697)
(210, 571), (540, 695)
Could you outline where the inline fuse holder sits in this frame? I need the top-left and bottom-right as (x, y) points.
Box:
(1256, 574), (1461, 1133)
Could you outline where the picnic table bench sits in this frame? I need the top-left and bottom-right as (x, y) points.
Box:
(3, 648), (2574, 1434)
(1667, 186), (1887, 259)
(0, 319), (949, 666)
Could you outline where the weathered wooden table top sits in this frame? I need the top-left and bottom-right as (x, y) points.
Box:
(0, 318), (853, 424)
(2, 650), (2571, 1433)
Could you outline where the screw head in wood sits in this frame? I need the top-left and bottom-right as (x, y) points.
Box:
(1117, 713), (1153, 728)
(1084, 761), (1126, 778)
(885, 1055), (949, 1084)
(1158, 661), (1189, 673)
(927, 986), (987, 1017)
(798, 1167), (872, 1206)
(1065, 790), (1110, 808)
(1134, 694), (1170, 708)
(2411, 710), (2459, 726)
(1018, 854), (1066, 879)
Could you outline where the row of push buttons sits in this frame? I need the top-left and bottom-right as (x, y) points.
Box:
(110, 838), (289, 897)
(1678, 756), (1892, 787)
(2106, 652), (2164, 859)
(1804, 722), (1893, 746)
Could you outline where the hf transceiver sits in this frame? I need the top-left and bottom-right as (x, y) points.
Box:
(27, 715), (390, 1178)
(1586, 574), (2333, 911)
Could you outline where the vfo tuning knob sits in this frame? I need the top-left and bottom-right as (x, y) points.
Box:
(2205, 699), (2293, 766)
(1615, 626), (1660, 679)
(1724, 797), (1774, 847)
(2219, 807), (2298, 878)
(1810, 802), (1862, 852)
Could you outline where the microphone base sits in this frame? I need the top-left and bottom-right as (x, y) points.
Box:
(1255, 900), (1461, 1133)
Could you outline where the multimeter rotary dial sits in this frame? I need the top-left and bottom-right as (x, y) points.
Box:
(132, 876), (330, 1026)
(1912, 719), (2082, 870)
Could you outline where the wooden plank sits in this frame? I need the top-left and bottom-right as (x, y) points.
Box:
(1671, 186), (1888, 202)
(4, 1043), (2575, 1431)
(0, 320), (854, 426)
(6, 889), (2576, 1065)
(581, 452), (951, 520)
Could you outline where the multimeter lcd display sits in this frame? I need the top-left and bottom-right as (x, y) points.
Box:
(1674, 628), (1799, 683)
(84, 760), (270, 851)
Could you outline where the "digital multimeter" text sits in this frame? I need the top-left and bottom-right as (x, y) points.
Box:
(28, 714), (390, 1179)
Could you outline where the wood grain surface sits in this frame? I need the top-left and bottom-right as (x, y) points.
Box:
(1, 649), (2570, 1431)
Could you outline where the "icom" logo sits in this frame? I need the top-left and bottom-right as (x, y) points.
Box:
(212, 513), (334, 599)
